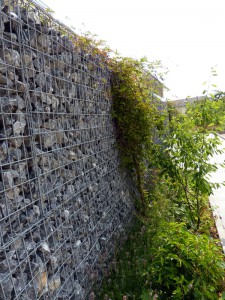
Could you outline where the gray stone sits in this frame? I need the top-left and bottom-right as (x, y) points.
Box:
(0, 139), (8, 162)
(13, 114), (26, 135)
(14, 5), (41, 28)
(59, 35), (74, 51)
(8, 10), (18, 19)
(7, 71), (18, 82)
(55, 130), (68, 144)
(1, 48), (20, 68)
(33, 269), (48, 296)
(0, 73), (8, 84)
(60, 51), (73, 65)
(21, 50), (36, 66)
(49, 255), (58, 271)
(23, 240), (36, 253)
(9, 95), (25, 110)
(48, 275), (61, 293)
(0, 17), (5, 33)
(74, 280), (85, 299)
(19, 285), (36, 300)
(0, 273), (16, 299)
(2, 170), (14, 188)
(35, 72), (53, 93)
(41, 94), (52, 105)
(37, 34), (51, 49)
(33, 54), (45, 71)
(14, 272), (28, 294)
(22, 29), (36, 46)
(40, 241), (51, 254)
(14, 5), (27, 21)
(50, 95), (59, 110)
(10, 237), (22, 251)
(57, 291), (69, 300)
(27, 10), (41, 25)
(8, 147), (22, 161)
(6, 186), (20, 199)
(0, 1), (5, 11)
(63, 209), (70, 219)
(33, 205), (40, 217)
(3, 31), (17, 43)
(60, 265), (74, 280)
(0, 251), (18, 272)
(75, 240), (82, 247)
(70, 71), (79, 83)
(0, 195), (13, 217)
(34, 128), (55, 148)
(32, 87), (42, 97)
(34, 72), (45, 87)
(16, 80), (28, 92)
(0, 57), (6, 73)
(9, 136), (23, 148)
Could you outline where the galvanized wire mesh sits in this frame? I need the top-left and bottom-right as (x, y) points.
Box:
(0, 1), (135, 298)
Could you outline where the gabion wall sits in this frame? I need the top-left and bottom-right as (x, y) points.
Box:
(0, 1), (134, 299)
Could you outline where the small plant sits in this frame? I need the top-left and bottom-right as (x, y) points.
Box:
(156, 97), (224, 230)
(186, 95), (225, 132)
(146, 222), (225, 299)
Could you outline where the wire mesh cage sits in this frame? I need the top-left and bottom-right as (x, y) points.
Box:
(0, 0), (135, 298)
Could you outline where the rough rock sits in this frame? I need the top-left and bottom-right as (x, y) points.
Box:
(0, 73), (7, 85)
(0, 48), (20, 68)
(37, 34), (51, 49)
(34, 129), (55, 148)
(0, 57), (6, 73)
(0, 2), (135, 299)
(9, 95), (25, 110)
(48, 275), (61, 292)
(3, 32), (17, 43)
(2, 170), (15, 188)
(35, 72), (52, 93)
(0, 273), (16, 300)
(1, 0), (5, 10)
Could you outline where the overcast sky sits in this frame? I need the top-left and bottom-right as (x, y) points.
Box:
(41, 0), (225, 100)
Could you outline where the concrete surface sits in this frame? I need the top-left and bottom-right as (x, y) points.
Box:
(209, 135), (225, 253)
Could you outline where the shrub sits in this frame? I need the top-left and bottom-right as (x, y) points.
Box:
(147, 222), (225, 299)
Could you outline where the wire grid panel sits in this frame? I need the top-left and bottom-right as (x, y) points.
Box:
(0, 1), (135, 299)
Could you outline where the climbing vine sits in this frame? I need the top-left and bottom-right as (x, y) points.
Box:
(110, 56), (166, 213)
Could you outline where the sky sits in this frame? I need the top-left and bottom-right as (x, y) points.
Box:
(40, 0), (225, 100)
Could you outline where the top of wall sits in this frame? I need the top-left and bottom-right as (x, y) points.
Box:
(168, 96), (207, 108)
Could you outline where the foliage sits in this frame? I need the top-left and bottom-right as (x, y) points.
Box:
(156, 97), (224, 230)
(186, 95), (225, 132)
(99, 171), (225, 299)
(99, 51), (225, 298)
(146, 222), (225, 300)
(111, 56), (166, 214)
(99, 59), (225, 297)
(98, 171), (176, 299)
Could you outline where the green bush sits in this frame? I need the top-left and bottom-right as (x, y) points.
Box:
(147, 222), (225, 299)
(111, 57), (166, 215)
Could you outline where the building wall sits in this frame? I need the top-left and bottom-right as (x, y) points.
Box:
(168, 96), (206, 114)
